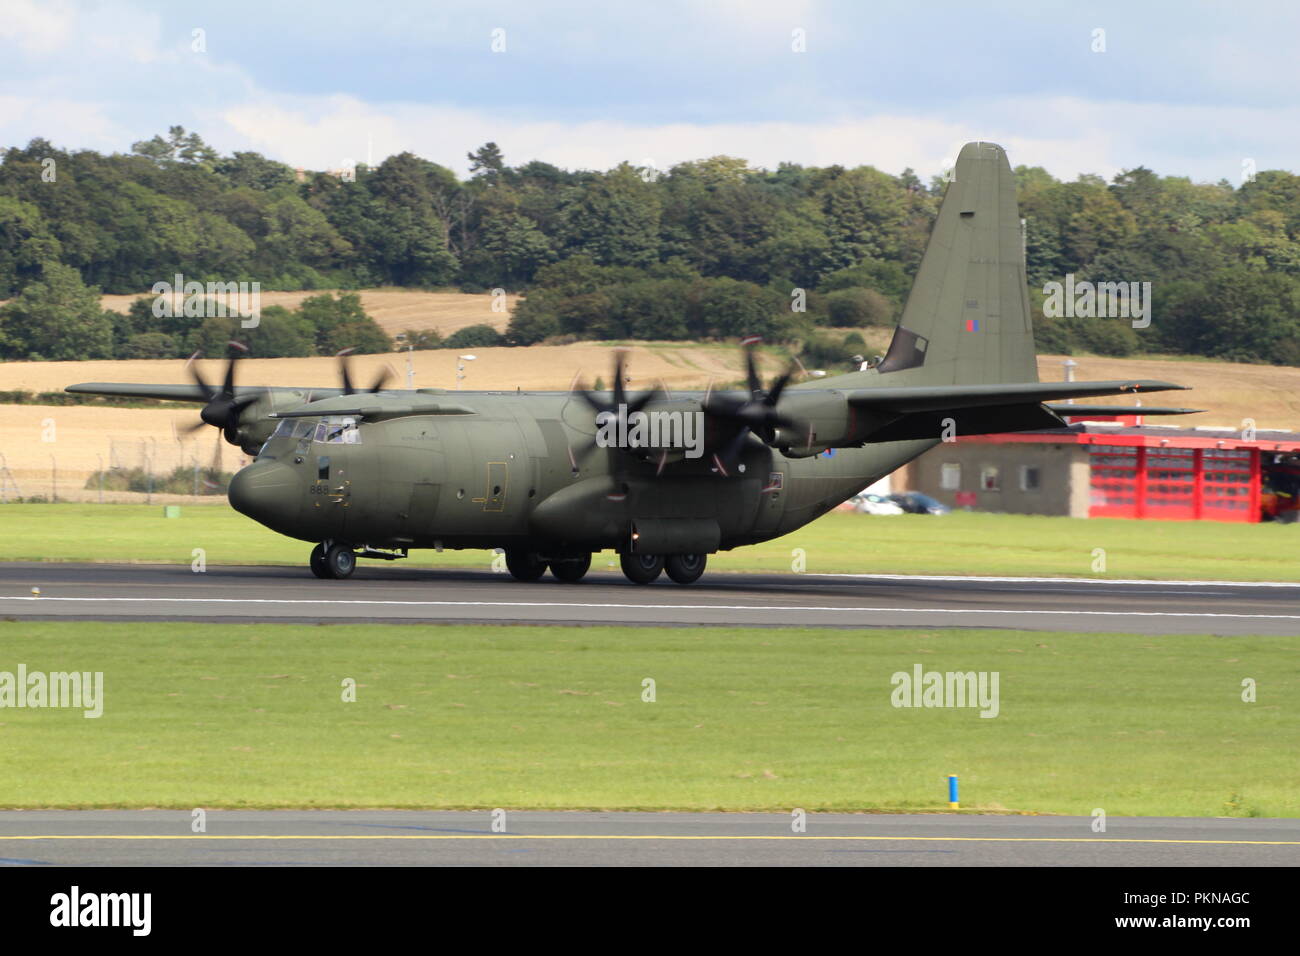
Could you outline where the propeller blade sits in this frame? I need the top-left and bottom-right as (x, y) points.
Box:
(367, 364), (394, 393)
(221, 341), (247, 397)
(766, 369), (793, 406)
(185, 352), (215, 401)
(625, 386), (661, 415)
(612, 350), (628, 408)
(336, 348), (357, 395)
(745, 347), (762, 396)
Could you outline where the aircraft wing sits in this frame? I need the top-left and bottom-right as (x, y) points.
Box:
(64, 383), (337, 403)
(65, 382), (214, 402)
(268, 401), (475, 420)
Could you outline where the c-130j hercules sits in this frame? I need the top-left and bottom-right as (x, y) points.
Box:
(70, 143), (1193, 584)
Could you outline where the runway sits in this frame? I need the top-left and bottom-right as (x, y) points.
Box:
(1, 811), (1296, 866)
(1, 562), (1298, 634)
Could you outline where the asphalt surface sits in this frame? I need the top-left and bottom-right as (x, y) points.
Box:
(1, 811), (1295, 866)
(1, 562), (1298, 634)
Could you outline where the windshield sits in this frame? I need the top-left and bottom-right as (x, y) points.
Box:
(257, 417), (357, 460)
(314, 417), (360, 444)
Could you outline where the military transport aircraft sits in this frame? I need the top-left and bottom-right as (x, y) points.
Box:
(68, 143), (1196, 584)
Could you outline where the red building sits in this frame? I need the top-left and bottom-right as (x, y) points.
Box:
(902, 420), (1300, 523)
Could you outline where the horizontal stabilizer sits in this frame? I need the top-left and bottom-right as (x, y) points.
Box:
(845, 379), (1187, 415)
(1044, 404), (1203, 417)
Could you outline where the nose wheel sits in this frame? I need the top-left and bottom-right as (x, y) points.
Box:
(310, 542), (356, 579)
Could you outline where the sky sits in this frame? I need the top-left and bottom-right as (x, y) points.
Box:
(1, 0), (1297, 183)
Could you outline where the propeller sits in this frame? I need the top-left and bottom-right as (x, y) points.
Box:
(181, 342), (262, 446)
(568, 351), (661, 471)
(702, 344), (803, 474)
(335, 347), (393, 396)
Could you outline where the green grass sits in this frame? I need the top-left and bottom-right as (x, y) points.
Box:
(3, 502), (1298, 580)
(0, 622), (1296, 815)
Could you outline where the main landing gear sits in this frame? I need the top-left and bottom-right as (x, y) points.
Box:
(503, 549), (594, 583)
(549, 552), (592, 583)
(618, 552), (708, 585)
(310, 542), (356, 579)
(504, 550), (709, 585)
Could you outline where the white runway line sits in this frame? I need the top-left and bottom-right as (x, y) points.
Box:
(811, 573), (1300, 588)
(2, 595), (1300, 621)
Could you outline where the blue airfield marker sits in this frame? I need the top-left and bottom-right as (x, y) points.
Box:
(948, 774), (960, 810)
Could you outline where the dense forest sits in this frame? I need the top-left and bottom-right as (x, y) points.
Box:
(1, 126), (1298, 365)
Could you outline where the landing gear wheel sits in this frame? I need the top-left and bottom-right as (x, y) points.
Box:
(665, 553), (707, 585)
(325, 544), (356, 579)
(309, 543), (330, 579)
(620, 552), (665, 585)
(550, 552), (592, 583)
(505, 549), (548, 582)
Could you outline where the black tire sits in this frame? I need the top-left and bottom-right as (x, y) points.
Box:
(505, 549), (547, 582)
(325, 544), (355, 579)
(550, 552), (592, 583)
(310, 543), (330, 578)
(620, 552), (664, 585)
(665, 553), (707, 585)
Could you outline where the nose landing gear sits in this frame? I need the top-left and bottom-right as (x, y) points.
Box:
(310, 542), (356, 579)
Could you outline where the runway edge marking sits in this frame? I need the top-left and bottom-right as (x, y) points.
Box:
(3, 834), (1299, 845)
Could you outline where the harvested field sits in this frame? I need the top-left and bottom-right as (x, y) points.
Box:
(95, 288), (516, 339)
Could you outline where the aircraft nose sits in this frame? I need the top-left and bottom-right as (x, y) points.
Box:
(228, 461), (298, 528)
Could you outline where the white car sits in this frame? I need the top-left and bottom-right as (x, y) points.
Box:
(851, 493), (905, 516)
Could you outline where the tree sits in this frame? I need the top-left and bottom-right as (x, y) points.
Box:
(559, 164), (661, 267)
(825, 287), (893, 327)
(461, 211), (555, 287)
(297, 292), (391, 354)
(213, 151), (297, 190)
(186, 305), (313, 358)
(443, 324), (502, 349)
(0, 261), (114, 360)
(131, 126), (218, 168)
(467, 142), (506, 180)
(262, 195), (352, 273)
(0, 196), (62, 297)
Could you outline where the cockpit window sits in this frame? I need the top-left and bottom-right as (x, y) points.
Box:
(313, 417), (361, 445)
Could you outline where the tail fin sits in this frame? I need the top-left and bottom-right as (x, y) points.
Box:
(875, 142), (1037, 386)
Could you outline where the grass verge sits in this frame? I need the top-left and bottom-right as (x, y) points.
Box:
(0, 622), (1295, 814)
(3, 503), (1298, 580)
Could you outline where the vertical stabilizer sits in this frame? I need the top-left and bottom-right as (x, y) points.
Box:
(874, 142), (1037, 386)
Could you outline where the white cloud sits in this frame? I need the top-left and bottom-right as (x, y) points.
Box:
(0, 0), (77, 55)
(3, 0), (1298, 185)
(216, 92), (1300, 183)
